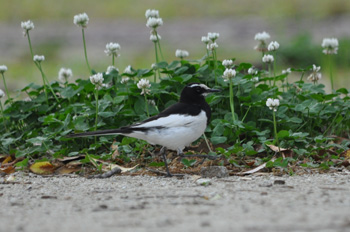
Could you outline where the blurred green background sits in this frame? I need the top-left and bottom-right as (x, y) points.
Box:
(0, 0), (350, 92)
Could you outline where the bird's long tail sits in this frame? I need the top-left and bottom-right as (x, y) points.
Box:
(66, 128), (126, 138)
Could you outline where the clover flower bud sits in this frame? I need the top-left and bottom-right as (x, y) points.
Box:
(175, 49), (189, 59)
(145, 9), (159, 19)
(137, 78), (151, 95)
(121, 77), (130, 84)
(90, 73), (104, 88)
(254, 31), (270, 52)
(201, 36), (210, 44)
(248, 67), (258, 75)
(106, 66), (119, 74)
(123, 65), (133, 75)
(58, 68), (73, 83)
(33, 55), (45, 63)
(262, 54), (274, 63)
(268, 41), (280, 51)
(21, 20), (34, 36)
(150, 34), (161, 42)
(322, 38), (339, 55)
(74, 13), (89, 28)
(207, 42), (218, 51)
(0, 89), (5, 98)
(222, 60), (233, 68)
(282, 68), (291, 74)
(266, 98), (280, 111)
(307, 64), (322, 83)
(0, 65), (8, 74)
(146, 17), (163, 29)
(208, 32), (220, 42)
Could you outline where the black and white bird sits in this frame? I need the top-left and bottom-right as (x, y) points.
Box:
(67, 83), (220, 176)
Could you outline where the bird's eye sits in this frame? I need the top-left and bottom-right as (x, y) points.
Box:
(195, 87), (202, 93)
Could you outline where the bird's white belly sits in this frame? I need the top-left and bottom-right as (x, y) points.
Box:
(127, 111), (208, 152)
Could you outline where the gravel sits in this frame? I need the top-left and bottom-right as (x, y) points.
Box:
(1, 171), (350, 232)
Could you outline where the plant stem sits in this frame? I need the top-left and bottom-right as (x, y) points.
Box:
(37, 62), (59, 102)
(202, 133), (213, 153)
(154, 42), (161, 82)
(229, 78), (235, 123)
(94, 89), (99, 131)
(1, 73), (11, 101)
(213, 49), (218, 86)
(144, 94), (150, 117)
(329, 55), (334, 91)
(273, 52), (277, 87)
(156, 34), (165, 61)
(82, 28), (92, 74)
(112, 54), (115, 66)
(272, 110), (280, 152)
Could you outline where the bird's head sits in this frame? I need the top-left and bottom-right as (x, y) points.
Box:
(180, 83), (221, 103)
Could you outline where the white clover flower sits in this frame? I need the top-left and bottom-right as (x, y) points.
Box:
(268, 41), (280, 51)
(137, 78), (151, 95)
(254, 31), (270, 52)
(123, 65), (133, 75)
(262, 54), (274, 63)
(104, 42), (121, 56)
(58, 68), (73, 83)
(147, 99), (156, 106)
(151, 63), (157, 70)
(223, 68), (236, 81)
(145, 9), (159, 19)
(146, 17), (163, 29)
(222, 60), (233, 68)
(0, 65), (8, 74)
(150, 34), (161, 42)
(175, 49), (189, 59)
(106, 65), (119, 74)
(322, 38), (339, 55)
(73, 13), (89, 28)
(248, 67), (258, 75)
(208, 32), (220, 42)
(207, 42), (218, 51)
(121, 76), (130, 84)
(201, 36), (210, 44)
(33, 55), (45, 62)
(252, 77), (259, 82)
(21, 20), (34, 36)
(282, 68), (292, 74)
(0, 89), (5, 98)
(254, 31), (270, 41)
(90, 73), (104, 87)
(266, 98), (280, 111)
(307, 64), (322, 83)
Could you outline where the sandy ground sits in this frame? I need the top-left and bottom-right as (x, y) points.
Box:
(1, 171), (350, 232)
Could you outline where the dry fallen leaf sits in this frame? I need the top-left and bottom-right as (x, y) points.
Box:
(2, 156), (12, 165)
(266, 144), (287, 153)
(0, 166), (15, 174)
(90, 158), (138, 173)
(29, 161), (56, 175)
(240, 157), (276, 175)
(111, 142), (120, 160)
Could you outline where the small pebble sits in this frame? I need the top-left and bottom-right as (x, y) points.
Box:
(200, 166), (229, 178)
(274, 180), (286, 185)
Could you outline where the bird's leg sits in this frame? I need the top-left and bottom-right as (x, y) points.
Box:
(160, 147), (172, 177)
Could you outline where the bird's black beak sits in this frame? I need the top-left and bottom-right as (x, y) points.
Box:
(207, 88), (221, 93)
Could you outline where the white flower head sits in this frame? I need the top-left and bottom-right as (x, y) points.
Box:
(222, 60), (233, 68)
(0, 89), (5, 98)
(146, 17), (163, 29)
(223, 68), (236, 81)
(151, 63), (157, 70)
(266, 98), (280, 111)
(90, 73), (104, 88)
(0, 65), (8, 74)
(150, 34), (161, 42)
(282, 68), (292, 74)
(248, 67), (258, 75)
(175, 49), (189, 59)
(254, 31), (270, 42)
(104, 42), (120, 56)
(145, 9), (159, 19)
(307, 64), (322, 83)
(322, 38), (339, 55)
(201, 36), (210, 44)
(121, 76), (130, 84)
(58, 68), (73, 83)
(137, 78), (151, 95)
(252, 76), (259, 83)
(106, 65), (119, 74)
(73, 13), (89, 28)
(21, 20), (34, 36)
(254, 31), (270, 52)
(207, 42), (218, 51)
(123, 65), (133, 75)
(147, 99), (156, 106)
(262, 54), (274, 63)
(208, 32), (220, 42)
(33, 55), (45, 63)
(268, 41), (280, 51)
